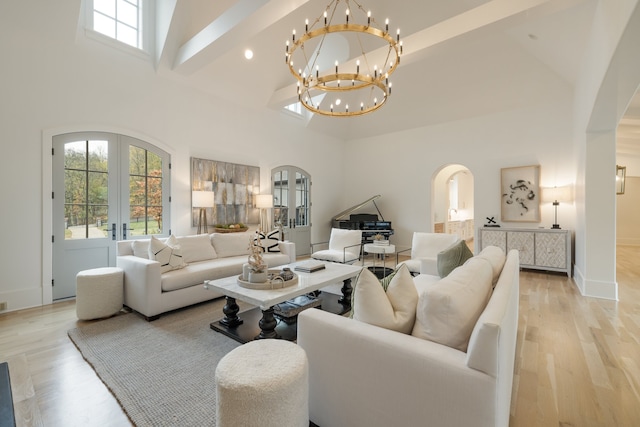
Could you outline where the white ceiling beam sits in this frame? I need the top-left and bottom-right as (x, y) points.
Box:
(173, 0), (310, 74)
(154, 0), (178, 69)
(269, 0), (583, 109)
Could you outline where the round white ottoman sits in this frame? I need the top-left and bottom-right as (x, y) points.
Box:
(215, 340), (309, 427)
(76, 267), (124, 320)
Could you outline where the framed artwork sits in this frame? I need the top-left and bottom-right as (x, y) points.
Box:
(191, 157), (260, 227)
(501, 165), (541, 222)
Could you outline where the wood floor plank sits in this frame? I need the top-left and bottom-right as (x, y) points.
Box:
(1, 246), (639, 426)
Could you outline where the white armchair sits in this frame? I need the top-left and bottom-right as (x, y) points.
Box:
(397, 232), (461, 275)
(310, 228), (363, 264)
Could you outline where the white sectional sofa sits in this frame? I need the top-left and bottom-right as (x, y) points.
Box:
(298, 247), (519, 427)
(116, 232), (295, 320)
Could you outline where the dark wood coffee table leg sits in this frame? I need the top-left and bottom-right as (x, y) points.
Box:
(256, 307), (280, 340)
(219, 296), (243, 328)
(338, 278), (352, 307)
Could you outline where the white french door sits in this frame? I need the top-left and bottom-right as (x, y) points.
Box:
(272, 166), (311, 256)
(52, 132), (170, 300)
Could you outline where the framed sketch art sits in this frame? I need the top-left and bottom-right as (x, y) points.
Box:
(501, 165), (541, 222)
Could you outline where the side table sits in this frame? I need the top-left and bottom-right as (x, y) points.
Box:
(363, 243), (396, 279)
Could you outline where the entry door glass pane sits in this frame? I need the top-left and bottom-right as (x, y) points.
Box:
(273, 170), (289, 227)
(64, 140), (109, 239)
(295, 172), (310, 226)
(129, 145), (163, 236)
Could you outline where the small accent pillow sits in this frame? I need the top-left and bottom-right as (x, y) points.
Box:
(437, 240), (474, 278)
(255, 229), (281, 253)
(148, 235), (187, 273)
(351, 264), (418, 334)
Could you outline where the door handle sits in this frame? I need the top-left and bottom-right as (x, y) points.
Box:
(111, 223), (116, 241)
(122, 223), (131, 240)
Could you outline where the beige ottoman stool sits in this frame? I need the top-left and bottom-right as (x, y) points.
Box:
(215, 340), (309, 427)
(76, 267), (124, 320)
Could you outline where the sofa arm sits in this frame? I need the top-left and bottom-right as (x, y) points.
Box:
(297, 309), (499, 427)
(277, 240), (296, 263)
(116, 255), (162, 318)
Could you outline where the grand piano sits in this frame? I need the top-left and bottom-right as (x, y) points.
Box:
(332, 195), (394, 244)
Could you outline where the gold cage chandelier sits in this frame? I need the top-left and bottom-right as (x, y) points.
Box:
(285, 0), (402, 117)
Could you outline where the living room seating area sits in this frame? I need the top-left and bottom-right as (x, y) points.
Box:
(298, 246), (519, 427)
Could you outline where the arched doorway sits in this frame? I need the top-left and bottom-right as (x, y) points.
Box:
(432, 164), (475, 251)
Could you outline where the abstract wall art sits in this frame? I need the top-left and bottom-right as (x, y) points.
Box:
(191, 157), (260, 227)
(501, 165), (541, 222)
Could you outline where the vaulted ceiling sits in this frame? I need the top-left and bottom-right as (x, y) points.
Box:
(153, 0), (639, 149)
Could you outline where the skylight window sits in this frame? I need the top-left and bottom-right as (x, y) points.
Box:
(92, 0), (142, 50)
(284, 102), (303, 116)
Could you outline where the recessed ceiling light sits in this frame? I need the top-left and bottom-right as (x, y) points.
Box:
(244, 49), (254, 60)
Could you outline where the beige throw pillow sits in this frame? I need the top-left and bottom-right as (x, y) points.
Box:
(351, 264), (418, 334)
(411, 258), (493, 352)
(148, 235), (187, 273)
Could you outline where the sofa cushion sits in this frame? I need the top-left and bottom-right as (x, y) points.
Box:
(351, 264), (418, 334)
(437, 240), (473, 278)
(474, 246), (506, 285)
(161, 257), (246, 292)
(149, 235), (187, 273)
(175, 234), (217, 263)
(211, 233), (252, 258)
(132, 239), (150, 259)
(411, 257), (493, 352)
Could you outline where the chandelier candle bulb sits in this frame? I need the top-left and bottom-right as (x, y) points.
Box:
(292, 29), (296, 42)
(367, 11), (371, 25)
(335, 61), (338, 74)
(346, 9), (349, 23)
(397, 28), (400, 42)
(324, 11), (327, 26)
(357, 60), (360, 73)
(305, 19), (308, 33)
(385, 18), (389, 32)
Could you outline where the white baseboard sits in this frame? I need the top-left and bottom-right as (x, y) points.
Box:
(572, 265), (618, 300)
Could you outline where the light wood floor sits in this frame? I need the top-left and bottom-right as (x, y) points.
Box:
(1, 246), (639, 426)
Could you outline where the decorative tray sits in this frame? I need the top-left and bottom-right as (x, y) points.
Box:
(214, 227), (248, 233)
(237, 269), (298, 290)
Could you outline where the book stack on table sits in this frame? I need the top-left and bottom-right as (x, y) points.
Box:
(294, 261), (326, 273)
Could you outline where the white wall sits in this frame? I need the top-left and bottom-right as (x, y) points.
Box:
(617, 176), (640, 245)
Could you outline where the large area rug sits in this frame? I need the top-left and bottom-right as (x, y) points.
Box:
(67, 302), (241, 427)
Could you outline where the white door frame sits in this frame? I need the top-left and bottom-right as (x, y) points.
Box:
(41, 125), (174, 305)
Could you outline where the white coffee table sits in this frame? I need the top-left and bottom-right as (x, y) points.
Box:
(204, 262), (362, 342)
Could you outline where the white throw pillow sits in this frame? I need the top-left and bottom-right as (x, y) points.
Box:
(148, 235), (187, 273)
(351, 264), (418, 334)
(175, 234), (217, 263)
(211, 233), (252, 258)
(474, 246), (506, 286)
(132, 240), (150, 259)
(411, 258), (493, 352)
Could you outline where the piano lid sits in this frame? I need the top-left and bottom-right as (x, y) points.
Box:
(332, 195), (384, 221)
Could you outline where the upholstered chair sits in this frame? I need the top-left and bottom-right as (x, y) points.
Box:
(396, 232), (461, 275)
(310, 228), (363, 264)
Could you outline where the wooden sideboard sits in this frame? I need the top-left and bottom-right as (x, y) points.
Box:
(478, 227), (572, 277)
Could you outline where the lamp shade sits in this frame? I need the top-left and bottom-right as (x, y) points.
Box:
(542, 186), (572, 203)
(255, 194), (274, 209)
(192, 191), (214, 208)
